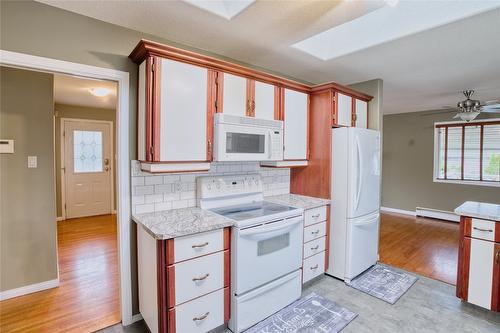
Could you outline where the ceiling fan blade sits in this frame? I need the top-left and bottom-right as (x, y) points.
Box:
(453, 113), (461, 119)
(481, 108), (500, 113)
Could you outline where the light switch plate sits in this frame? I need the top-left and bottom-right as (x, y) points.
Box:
(28, 156), (37, 168)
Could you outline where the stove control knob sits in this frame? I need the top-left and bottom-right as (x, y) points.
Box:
(206, 184), (211, 190)
(216, 184), (221, 190)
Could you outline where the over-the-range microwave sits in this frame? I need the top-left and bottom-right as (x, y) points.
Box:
(214, 114), (284, 162)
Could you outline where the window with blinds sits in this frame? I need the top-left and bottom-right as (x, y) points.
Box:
(435, 120), (500, 184)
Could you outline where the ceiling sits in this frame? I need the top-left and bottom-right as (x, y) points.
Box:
(39, 0), (500, 115)
(54, 74), (117, 109)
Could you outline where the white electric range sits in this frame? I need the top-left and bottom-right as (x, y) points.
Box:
(198, 174), (304, 333)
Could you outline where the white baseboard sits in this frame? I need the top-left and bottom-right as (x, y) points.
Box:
(380, 206), (416, 216)
(416, 207), (459, 222)
(131, 313), (143, 324)
(0, 278), (59, 301)
(56, 216), (65, 221)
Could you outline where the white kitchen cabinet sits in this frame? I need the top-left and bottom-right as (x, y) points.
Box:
(301, 204), (329, 284)
(254, 81), (276, 120)
(336, 92), (352, 127)
(221, 73), (248, 117)
(137, 57), (213, 173)
(354, 99), (368, 128)
(283, 88), (308, 160)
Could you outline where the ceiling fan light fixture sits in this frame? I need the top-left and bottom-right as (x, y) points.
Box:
(456, 111), (480, 122)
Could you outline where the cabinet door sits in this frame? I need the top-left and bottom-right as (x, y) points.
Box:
(158, 58), (209, 161)
(254, 81), (276, 120)
(354, 99), (368, 128)
(468, 238), (494, 310)
(283, 89), (308, 160)
(221, 73), (247, 117)
(336, 92), (352, 127)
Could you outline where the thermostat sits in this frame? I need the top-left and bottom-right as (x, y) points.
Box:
(0, 140), (14, 153)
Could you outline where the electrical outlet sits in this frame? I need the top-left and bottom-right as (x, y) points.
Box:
(27, 156), (37, 168)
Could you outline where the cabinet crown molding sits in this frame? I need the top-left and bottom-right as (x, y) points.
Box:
(129, 39), (372, 100)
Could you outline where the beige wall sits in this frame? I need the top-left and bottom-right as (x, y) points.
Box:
(54, 103), (117, 217)
(382, 110), (500, 212)
(0, 66), (58, 291)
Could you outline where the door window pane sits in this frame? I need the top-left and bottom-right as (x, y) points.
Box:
(446, 127), (462, 179)
(74, 130), (103, 173)
(482, 125), (500, 182)
(463, 126), (481, 180)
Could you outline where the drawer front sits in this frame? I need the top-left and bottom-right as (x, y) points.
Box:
(171, 288), (225, 333)
(174, 251), (226, 305)
(303, 251), (325, 283)
(303, 222), (326, 243)
(303, 236), (326, 259)
(304, 206), (327, 226)
(471, 218), (496, 242)
(173, 229), (225, 263)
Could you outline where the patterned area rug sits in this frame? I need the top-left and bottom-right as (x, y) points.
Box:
(245, 292), (357, 333)
(348, 264), (418, 304)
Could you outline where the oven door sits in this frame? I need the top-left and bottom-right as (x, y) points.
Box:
(215, 123), (271, 161)
(233, 216), (303, 295)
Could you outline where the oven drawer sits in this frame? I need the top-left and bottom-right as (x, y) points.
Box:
(303, 236), (326, 259)
(303, 221), (326, 243)
(169, 288), (225, 333)
(171, 251), (226, 306)
(471, 218), (496, 242)
(304, 206), (327, 226)
(303, 251), (325, 283)
(173, 229), (225, 263)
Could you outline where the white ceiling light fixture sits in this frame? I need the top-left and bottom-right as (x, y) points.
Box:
(89, 87), (111, 97)
(182, 0), (255, 20)
(292, 1), (500, 61)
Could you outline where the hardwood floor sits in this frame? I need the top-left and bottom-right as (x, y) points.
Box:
(0, 214), (120, 333)
(379, 212), (459, 285)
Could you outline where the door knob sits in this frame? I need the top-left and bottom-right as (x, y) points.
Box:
(104, 158), (110, 166)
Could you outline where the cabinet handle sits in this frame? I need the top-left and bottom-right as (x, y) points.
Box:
(496, 250), (499, 265)
(311, 245), (319, 250)
(192, 273), (210, 282)
(473, 227), (493, 233)
(311, 230), (320, 235)
(192, 312), (209, 321)
(312, 214), (320, 219)
(192, 242), (209, 248)
(310, 264), (319, 270)
(207, 140), (212, 155)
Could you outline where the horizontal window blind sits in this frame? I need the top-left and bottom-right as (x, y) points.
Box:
(435, 121), (500, 183)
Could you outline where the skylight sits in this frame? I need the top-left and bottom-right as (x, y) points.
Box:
(292, 1), (500, 60)
(183, 0), (255, 20)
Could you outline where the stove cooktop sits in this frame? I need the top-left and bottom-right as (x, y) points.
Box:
(210, 201), (300, 223)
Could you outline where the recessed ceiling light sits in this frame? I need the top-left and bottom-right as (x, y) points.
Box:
(183, 0), (255, 20)
(292, 1), (500, 61)
(89, 88), (111, 97)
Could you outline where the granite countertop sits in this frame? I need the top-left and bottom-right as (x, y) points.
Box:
(454, 201), (500, 222)
(265, 193), (331, 210)
(133, 207), (234, 240)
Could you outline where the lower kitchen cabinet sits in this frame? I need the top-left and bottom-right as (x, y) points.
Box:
(138, 227), (231, 332)
(301, 205), (330, 283)
(457, 216), (500, 311)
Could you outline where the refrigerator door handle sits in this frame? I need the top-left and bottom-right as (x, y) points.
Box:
(352, 214), (379, 226)
(355, 137), (362, 211)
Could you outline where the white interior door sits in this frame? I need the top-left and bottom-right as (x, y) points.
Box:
(348, 128), (380, 218)
(64, 120), (112, 219)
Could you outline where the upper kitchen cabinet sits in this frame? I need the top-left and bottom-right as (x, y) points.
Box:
(335, 92), (352, 127)
(354, 99), (368, 128)
(283, 89), (308, 160)
(219, 74), (278, 119)
(135, 56), (214, 173)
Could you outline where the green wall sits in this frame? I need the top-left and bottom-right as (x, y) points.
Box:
(0, 66), (58, 291)
(382, 110), (500, 212)
(54, 103), (117, 217)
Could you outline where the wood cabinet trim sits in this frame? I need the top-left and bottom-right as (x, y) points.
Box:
(351, 96), (356, 127)
(166, 265), (176, 309)
(458, 236), (471, 300)
(167, 308), (176, 333)
(274, 86), (282, 120)
(310, 82), (373, 101)
(152, 57), (162, 161)
(332, 91), (338, 127)
(206, 70), (217, 161)
(156, 240), (168, 332)
(246, 79), (255, 117)
(492, 244), (500, 311)
(166, 239), (175, 266)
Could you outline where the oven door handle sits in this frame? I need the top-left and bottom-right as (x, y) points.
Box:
(239, 217), (303, 239)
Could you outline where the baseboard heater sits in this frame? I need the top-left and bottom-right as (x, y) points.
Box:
(415, 207), (460, 223)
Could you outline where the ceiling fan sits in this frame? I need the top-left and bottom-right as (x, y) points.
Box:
(452, 90), (500, 121)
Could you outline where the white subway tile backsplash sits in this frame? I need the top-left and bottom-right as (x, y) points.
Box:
(131, 161), (291, 214)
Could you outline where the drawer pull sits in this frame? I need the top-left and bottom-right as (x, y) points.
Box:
(192, 273), (210, 282)
(496, 250), (499, 265)
(473, 227), (493, 233)
(192, 242), (209, 248)
(310, 264), (319, 270)
(192, 312), (209, 321)
(312, 214), (321, 219)
(311, 230), (320, 235)
(310, 245), (319, 250)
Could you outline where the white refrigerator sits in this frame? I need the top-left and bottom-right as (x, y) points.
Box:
(327, 127), (381, 283)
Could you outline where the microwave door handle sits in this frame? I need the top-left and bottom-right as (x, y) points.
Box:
(268, 131), (272, 159)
